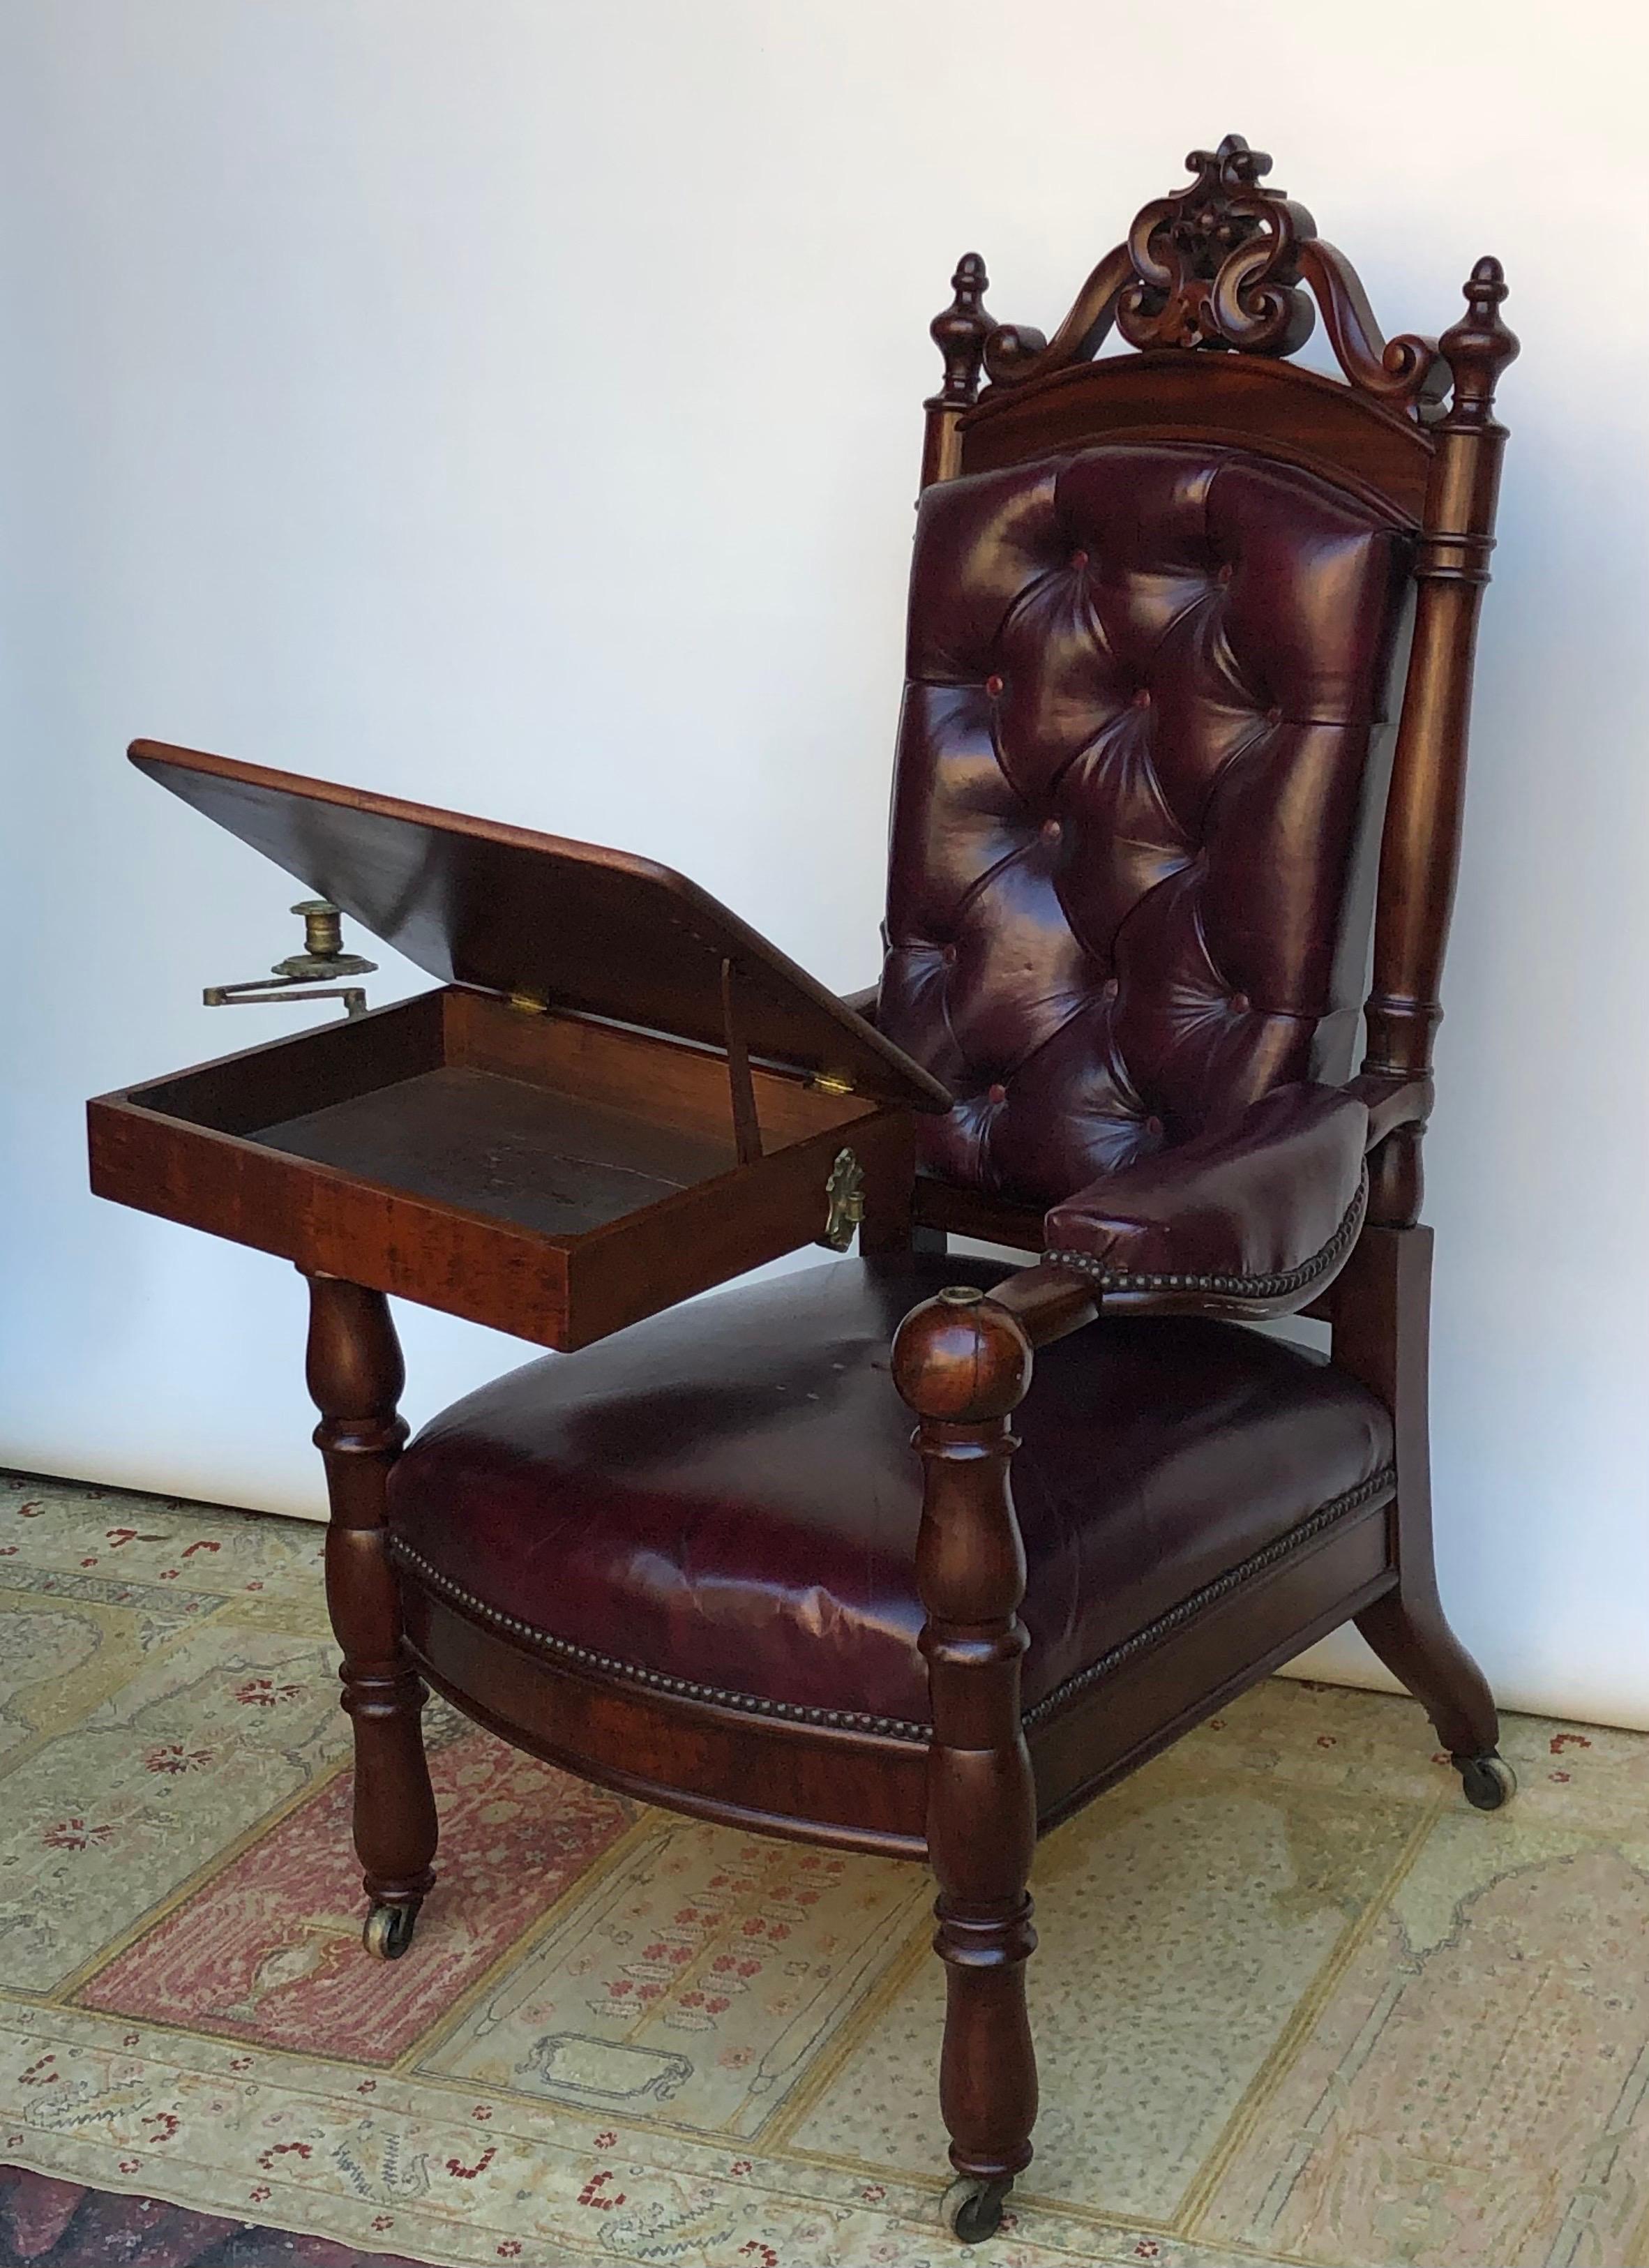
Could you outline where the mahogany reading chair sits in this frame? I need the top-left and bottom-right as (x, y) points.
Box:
(94, 136), (1518, 2243)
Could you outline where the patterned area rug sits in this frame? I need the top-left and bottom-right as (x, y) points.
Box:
(3, 1470), (1648, 2268)
(0, 2161), (416, 2263)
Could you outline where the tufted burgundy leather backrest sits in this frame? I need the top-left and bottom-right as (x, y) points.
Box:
(877, 441), (1415, 1210)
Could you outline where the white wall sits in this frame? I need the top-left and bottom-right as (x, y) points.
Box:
(3, 1), (1646, 1727)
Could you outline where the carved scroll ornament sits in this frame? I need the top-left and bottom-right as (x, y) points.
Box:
(979, 135), (1447, 417)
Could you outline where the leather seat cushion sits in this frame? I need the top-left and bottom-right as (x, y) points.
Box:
(386, 1256), (1394, 1734)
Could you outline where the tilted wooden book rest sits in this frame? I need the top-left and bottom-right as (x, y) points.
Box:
(91, 743), (949, 1348)
(91, 135), (1518, 2246)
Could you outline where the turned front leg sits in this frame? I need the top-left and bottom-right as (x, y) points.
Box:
(894, 1285), (1038, 2235)
(303, 1272), (437, 1948)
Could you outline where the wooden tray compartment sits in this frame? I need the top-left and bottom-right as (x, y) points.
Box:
(89, 987), (911, 1351)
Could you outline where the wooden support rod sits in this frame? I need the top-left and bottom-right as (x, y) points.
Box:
(720, 958), (762, 1166)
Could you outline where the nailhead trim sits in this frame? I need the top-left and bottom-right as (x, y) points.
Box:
(390, 1455), (1395, 1749)
(1021, 1462), (1397, 1729)
(1043, 1167), (1368, 1300)
(388, 1534), (933, 1741)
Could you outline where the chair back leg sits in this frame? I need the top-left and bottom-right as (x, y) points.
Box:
(1333, 1225), (1500, 1762)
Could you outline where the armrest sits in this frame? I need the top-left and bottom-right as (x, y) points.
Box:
(1041, 1081), (1373, 1307)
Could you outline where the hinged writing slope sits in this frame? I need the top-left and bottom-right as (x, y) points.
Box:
(128, 740), (949, 1110)
(90, 743), (944, 1351)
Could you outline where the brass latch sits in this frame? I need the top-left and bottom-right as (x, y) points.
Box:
(818, 1147), (866, 1252)
(203, 901), (377, 1022)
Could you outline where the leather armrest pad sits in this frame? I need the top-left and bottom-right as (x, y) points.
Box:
(1042, 1083), (1371, 1290)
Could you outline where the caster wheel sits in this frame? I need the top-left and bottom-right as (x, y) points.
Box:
(1455, 1751), (1517, 1812)
(362, 1899), (420, 1960)
(941, 2175), (1012, 2244)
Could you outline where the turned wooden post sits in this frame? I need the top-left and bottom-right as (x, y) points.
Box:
(1362, 258), (1519, 1226)
(892, 1284), (1038, 2232)
(921, 255), (993, 490)
(303, 1271), (437, 1952)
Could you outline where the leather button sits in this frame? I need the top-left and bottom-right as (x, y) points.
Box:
(987, 1083), (1008, 1104)
(1069, 549), (1089, 570)
(1230, 991), (1250, 1014)
(1145, 1114), (1164, 1138)
(985, 673), (1004, 698)
(1217, 562), (1234, 584)
(1267, 705), (1283, 725)
(1133, 687), (1152, 709)
(1102, 977), (1120, 1001)
(1041, 818), (1062, 842)
(942, 945), (957, 966)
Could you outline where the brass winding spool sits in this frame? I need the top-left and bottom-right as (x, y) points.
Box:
(204, 901), (377, 1020)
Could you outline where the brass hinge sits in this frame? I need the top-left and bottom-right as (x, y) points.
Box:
(818, 1147), (866, 1252)
(808, 1072), (855, 1097)
(508, 989), (550, 1016)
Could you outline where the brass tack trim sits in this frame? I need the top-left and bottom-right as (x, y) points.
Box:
(1021, 1462), (1396, 1727)
(389, 1455), (1396, 1748)
(1044, 1168), (1367, 1300)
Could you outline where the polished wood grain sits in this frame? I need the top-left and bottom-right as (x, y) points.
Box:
(961, 351), (1433, 523)
(128, 739), (950, 1113)
(894, 1289), (1039, 2192)
(1331, 1224), (1498, 1757)
(979, 136), (1445, 417)
(1360, 260), (1518, 1226)
(402, 1586), (931, 1858)
(306, 1275), (436, 1923)
(444, 986), (861, 1148)
(921, 253), (995, 490)
(89, 988), (896, 1350)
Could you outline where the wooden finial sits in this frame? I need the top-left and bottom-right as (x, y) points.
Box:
(920, 254), (993, 490)
(1438, 255), (1519, 423)
(926, 252), (993, 410)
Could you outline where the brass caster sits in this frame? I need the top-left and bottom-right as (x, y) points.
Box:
(362, 1899), (420, 1960)
(941, 2175), (1013, 2244)
(1454, 1750), (1517, 1812)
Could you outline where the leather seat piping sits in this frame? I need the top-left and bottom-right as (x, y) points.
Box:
(387, 1453), (1396, 1748)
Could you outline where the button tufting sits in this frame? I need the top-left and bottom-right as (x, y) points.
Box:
(880, 440), (1414, 1215)
(987, 1083), (1007, 1104)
